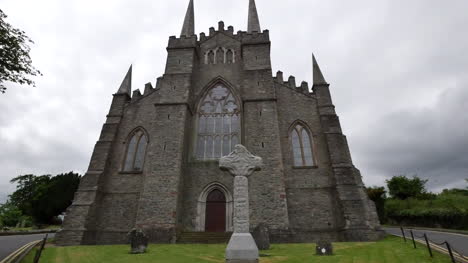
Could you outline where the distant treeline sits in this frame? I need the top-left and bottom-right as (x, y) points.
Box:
(366, 176), (468, 230)
(0, 172), (81, 228)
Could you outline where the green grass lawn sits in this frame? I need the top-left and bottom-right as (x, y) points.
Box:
(22, 236), (452, 263)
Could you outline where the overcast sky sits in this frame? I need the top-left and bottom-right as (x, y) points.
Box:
(1, 0), (467, 203)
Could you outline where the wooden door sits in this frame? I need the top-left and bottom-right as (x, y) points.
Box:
(205, 189), (226, 232)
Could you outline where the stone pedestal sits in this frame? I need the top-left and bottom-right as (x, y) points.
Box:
(220, 145), (263, 263)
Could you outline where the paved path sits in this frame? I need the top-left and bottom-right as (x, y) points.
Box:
(0, 233), (54, 261)
(384, 227), (468, 257)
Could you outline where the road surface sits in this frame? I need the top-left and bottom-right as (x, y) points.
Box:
(0, 233), (54, 261)
(384, 227), (467, 257)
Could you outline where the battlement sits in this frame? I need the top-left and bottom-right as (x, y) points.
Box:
(168, 21), (270, 49)
(168, 35), (198, 49)
(274, 71), (313, 96)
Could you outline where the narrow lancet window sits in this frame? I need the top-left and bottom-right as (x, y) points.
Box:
(208, 50), (215, 64)
(226, 50), (234, 64)
(291, 124), (314, 167)
(123, 130), (148, 171)
(216, 48), (224, 64)
(196, 83), (240, 160)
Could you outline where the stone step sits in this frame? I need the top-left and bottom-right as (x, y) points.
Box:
(177, 232), (232, 244)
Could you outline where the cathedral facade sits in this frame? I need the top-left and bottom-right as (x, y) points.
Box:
(56, 0), (384, 245)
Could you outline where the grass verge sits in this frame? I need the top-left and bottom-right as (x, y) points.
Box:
(21, 236), (453, 263)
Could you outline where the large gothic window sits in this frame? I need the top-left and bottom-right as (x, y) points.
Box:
(291, 124), (314, 167)
(123, 129), (148, 171)
(196, 84), (240, 160)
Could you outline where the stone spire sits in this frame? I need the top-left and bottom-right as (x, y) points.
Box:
(180, 0), (195, 37)
(247, 0), (261, 33)
(116, 65), (132, 96)
(313, 54), (328, 85)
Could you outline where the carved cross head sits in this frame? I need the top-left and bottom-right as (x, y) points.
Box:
(219, 144), (263, 177)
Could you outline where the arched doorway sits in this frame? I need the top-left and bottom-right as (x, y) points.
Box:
(205, 189), (226, 232)
(196, 183), (233, 232)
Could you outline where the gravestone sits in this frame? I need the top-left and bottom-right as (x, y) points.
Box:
(315, 240), (333, 255)
(128, 228), (148, 254)
(220, 145), (263, 263)
(252, 223), (270, 250)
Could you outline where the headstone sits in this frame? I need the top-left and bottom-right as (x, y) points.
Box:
(128, 228), (148, 254)
(220, 144), (263, 263)
(252, 223), (270, 250)
(315, 240), (333, 255)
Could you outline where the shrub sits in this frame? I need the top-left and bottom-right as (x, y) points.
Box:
(385, 194), (468, 230)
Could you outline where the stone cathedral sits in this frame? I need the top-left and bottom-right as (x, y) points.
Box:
(56, 0), (384, 246)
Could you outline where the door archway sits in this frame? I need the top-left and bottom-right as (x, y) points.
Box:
(205, 189), (226, 232)
(196, 183), (233, 232)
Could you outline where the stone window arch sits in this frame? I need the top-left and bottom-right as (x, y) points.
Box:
(215, 47), (225, 64)
(290, 122), (315, 167)
(196, 182), (233, 232)
(195, 82), (240, 160)
(226, 49), (234, 64)
(207, 50), (215, 64)
(123, 128), (149, 172)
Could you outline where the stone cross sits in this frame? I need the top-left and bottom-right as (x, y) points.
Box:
(220, 144), (262, 263)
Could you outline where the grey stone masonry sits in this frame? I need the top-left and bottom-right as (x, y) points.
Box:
(57, 0), (384, 246)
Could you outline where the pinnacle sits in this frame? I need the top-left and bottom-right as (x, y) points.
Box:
(313, 54), (328, 85)
(247, 0), (261, 33)
(116, 65), (132, 96)
(180, 0), (195, 37)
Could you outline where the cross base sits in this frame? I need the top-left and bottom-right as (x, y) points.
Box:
(225, 233), (259, 263)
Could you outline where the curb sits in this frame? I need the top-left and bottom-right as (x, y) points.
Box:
(0, 240), (41, 263)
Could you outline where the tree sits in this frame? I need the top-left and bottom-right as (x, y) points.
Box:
(0, 9), (41, 93)
(9, 172), (81, 224)
(365, 186), (387, 223)
(0, 202), (23, 227)
(386, 175), (428, 200)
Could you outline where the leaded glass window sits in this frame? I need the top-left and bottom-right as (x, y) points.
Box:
(291, 124), (314, 166)
(123, 130), (148, 171)
(196, 84), (240, 160)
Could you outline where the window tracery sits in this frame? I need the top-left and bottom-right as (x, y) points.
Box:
(123, 129), (148, 172)
(196, 83), (240, 160)
(291, 124), (314, 167)
(205, 48), (235, 64)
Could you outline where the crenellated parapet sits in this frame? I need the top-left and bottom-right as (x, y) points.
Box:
(167, 35), (198, 49)
(169, 24), (270, 48)
(273, 70), (313, 97)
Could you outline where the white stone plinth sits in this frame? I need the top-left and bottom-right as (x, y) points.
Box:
(226, 233), (259, 263)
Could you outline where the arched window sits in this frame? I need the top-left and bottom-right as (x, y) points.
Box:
(291, 124), (314, 167)
(226, 50), (234, 64)
(123, 129), (148, 171)
(207, 50), (215, 64)
(196, 83), (240, 160)
(216, 48), (224, 64)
